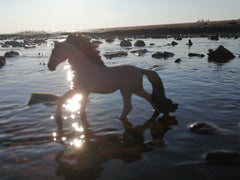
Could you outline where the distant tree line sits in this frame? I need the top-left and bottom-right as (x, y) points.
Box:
(197, 19), (210, 23)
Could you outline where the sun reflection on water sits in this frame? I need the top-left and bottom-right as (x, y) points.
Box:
(51, 63), (86, 149)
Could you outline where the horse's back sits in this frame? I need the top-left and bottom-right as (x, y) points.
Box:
(109, 65), (143, 91)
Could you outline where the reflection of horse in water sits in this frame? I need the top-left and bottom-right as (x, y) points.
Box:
(47, 33), (178, 130)
(55, 114), (178, 180)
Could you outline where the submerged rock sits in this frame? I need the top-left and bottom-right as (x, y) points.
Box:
(4, 51), (20, 58)
(103, 51), (128, 59)
(204, 150), (240, 163)
(175, 58), (182, 63)
(28, 92), (59, 105)
(0, 56), (6, 67)
(189, 121), (217, 134)
(188, 53), (205, 58)
(171, 41), (178, 46)
(208, 45), (235, 63)
(130, 49), (148, 56)
(134, 40), (146, 47)
(152, 51), (175, 59)
(120, 40), (132, 47)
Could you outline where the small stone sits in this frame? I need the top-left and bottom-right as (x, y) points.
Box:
(188, 53), (205, 58)
(175, 58), (182, 63)
(152, 51), (174, 59)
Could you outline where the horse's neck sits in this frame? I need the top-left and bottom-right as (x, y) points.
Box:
(69, 57), (105, 75)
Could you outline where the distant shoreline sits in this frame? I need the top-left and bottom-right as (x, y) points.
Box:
(83, 19), (240, 38)
(1, 19), (240, 39)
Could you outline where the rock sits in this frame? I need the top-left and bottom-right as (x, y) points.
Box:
(4, 40), (24, 47)
(4, 51), (20, 58)
(120, 40), (132, 47)
(105, 38), (114, 43)
(134, 40), (146, 47)
(0, 56), (6, 67)
(175, 36), (182, 41)
(130, 49), (148, 56)
(186, 39), (193, 46)
(171, 41), (178, 46)
(189, 121), (217, 134)
(28, 92), (59, 105)
(210, 35), (219, 41)
(188, 53), (205, 58)
(149, 43), (155, 46)
(103, 51), (128, 59)
(152, 51), (175, 59)
(207, 45), (235, 63)
(204, 150), (240, 163)
(175, 58), (182, 63)
(92, 40), (102, 44)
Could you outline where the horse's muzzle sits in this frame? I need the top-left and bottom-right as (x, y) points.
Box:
(48, 63), (56, 71)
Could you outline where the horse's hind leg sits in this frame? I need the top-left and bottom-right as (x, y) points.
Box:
(134, 87), (160, 120)
(119, 90), (133, 120)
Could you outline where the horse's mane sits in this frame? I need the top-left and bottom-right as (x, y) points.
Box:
(66, 33), (105, 67)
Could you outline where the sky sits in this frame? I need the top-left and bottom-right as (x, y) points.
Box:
(0, 0), (239, 34)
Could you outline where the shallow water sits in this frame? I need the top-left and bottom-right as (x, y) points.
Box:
(0, 37), (240, 179)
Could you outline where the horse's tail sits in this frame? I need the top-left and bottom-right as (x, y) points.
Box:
(142, 70), (178, 113)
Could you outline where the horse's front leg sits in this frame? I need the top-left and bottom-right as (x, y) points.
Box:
(56, 90), (75, 130)
(79, 92), (89, 114)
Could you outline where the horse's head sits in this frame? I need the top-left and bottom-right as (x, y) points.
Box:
(48, 41), (70, 71)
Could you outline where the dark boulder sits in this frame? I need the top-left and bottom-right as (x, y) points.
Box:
(120, 40), (132, 47)
(134, 40), (146, 47)
(204, 150), (240, 163)
(208, 45), (235, 63)
(0, 56), (6, 67)
(103, 51), (128, 59)
(28, 92), (59, 105)
(188, 53), (205, 58)
(105, 38), (114, 43)
(152, 51), (175, 59)
(4, 51), (20, 58)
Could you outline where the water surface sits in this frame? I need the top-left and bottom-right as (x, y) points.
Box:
(0, 37), (240, 179)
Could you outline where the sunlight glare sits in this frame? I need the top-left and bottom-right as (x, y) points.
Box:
(52, 132), (57, 137)
(63, 94), (82, 112)
(72, 122), (84, 132)
(70, 138), (84, 148)
(62, 137), (67, 141)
